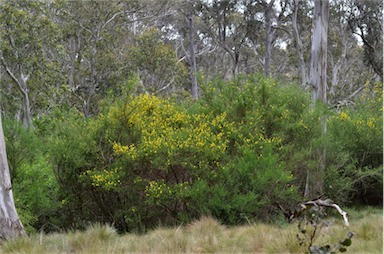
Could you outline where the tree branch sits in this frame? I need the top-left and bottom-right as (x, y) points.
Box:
(0, 55), (25, 95)
(302, 199), (350, 226)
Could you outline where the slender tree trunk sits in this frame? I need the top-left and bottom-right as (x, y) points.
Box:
(188, 12), (198, 100)
(330, 25), (348, 101)
(233, 53), (240, 77)
(19, 74), (32, 128)
(264, 0), (275, 77)
(0, 113), (27, 241)
(0, 56), (33, 128)
(292, 0), (309, 87)
(305, 0), (329, 199)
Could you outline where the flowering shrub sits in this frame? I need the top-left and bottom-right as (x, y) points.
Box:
(40, 75), (382, 232)
(110, 94), (231, 168)
(326, 86), (383, 205)
(73, 91), (298, 227)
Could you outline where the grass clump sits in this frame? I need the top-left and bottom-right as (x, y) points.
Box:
(0, 209), (382, 253)
(66, 223), (117, 253)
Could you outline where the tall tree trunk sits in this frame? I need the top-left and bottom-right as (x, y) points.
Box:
(291, 0), (309, 87)
(188, 12), (198, 100)
(0, 113), (27, 241)
(310, 0), (329, 103)
(264, 0), (275, 77)
(305, 0), (329, 199)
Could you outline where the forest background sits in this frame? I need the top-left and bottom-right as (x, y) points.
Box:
(0, 0), (382, 234)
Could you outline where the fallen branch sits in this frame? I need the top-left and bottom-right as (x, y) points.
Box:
(302, 199), (350, 226)
(278, 198), (350, 226)
(279, 199), (354, 253)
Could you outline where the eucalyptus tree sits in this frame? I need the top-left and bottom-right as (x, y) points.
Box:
(55, 0), (133, 116)
(288, 0), (312, 87)
(175, 0), (200, 99)
(347, 0), (382, 80)
(306, 0), (329, 199)
(196, 0), (250, 78)
(310, 0), (329, 102)
(243, 0), (290, 77)
(56, 0), (182, 114)
(0, 0), (58, 127)
(327, 0), (367, 104)
(187, 7), (199, 100)
(128, 27), (187, 95)
(160, 0), (206, 99)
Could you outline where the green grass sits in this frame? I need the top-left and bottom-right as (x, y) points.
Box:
(0, 208), (382, 253)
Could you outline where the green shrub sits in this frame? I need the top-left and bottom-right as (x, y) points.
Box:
(188, 144), (298, 225)
(3, 117), (61, 233)
(36, 75), (382, 233)
(36, 109), (103, 230)
(42, 83), (301, 231)
(199, 74), (318, 196)
(326, 85), (383, 205)
(12, 156), (61, 233)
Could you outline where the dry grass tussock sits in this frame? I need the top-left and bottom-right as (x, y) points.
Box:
(0, 209), (382, 254)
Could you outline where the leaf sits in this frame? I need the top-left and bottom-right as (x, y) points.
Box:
(318, 245), (331, 253)
(341, 238), (352, 246)
(339, 247), (347, 252)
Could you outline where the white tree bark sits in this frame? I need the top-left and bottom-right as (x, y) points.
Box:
(0, 113), (27, 240)
(310, 0), (329, 103)
(305, 0), (329, 199)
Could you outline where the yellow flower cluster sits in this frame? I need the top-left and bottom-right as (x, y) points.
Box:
(339, 112), (350, 121)
(145, 180), (169, 198)
(366, 117), (376, 129)
(111, 94), (234, 165)
(113, 142), (136, 157)
(82, 168), (121, 191)
(336, 111), (378, 130)
(298, 119), (308, 130)
(145, 180), (190, 200)
(329, 108), (380, 132)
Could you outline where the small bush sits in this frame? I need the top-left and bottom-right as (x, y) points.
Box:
(326, 85), (383, 205)
(3, 117), (61, 233)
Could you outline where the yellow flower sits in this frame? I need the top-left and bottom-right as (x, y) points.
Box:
(367, 118), (375, 128)
(339, 112), (349, 121)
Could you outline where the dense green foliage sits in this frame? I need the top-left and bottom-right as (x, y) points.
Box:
(0, 0), (382, 241)
(326, 83), (383, 205)
(5, 75), (382, 233)
(3, 119), (61, 233)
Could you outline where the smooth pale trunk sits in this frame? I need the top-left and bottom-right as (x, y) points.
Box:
(0, 113), (26, 240)
(305, 0), (329, 199)
(310, 0), (328, 103)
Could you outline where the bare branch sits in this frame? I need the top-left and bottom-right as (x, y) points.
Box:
(0, 55), (25, 95)
(102, 11), (124, 30)
(302, 199), (350, 226)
